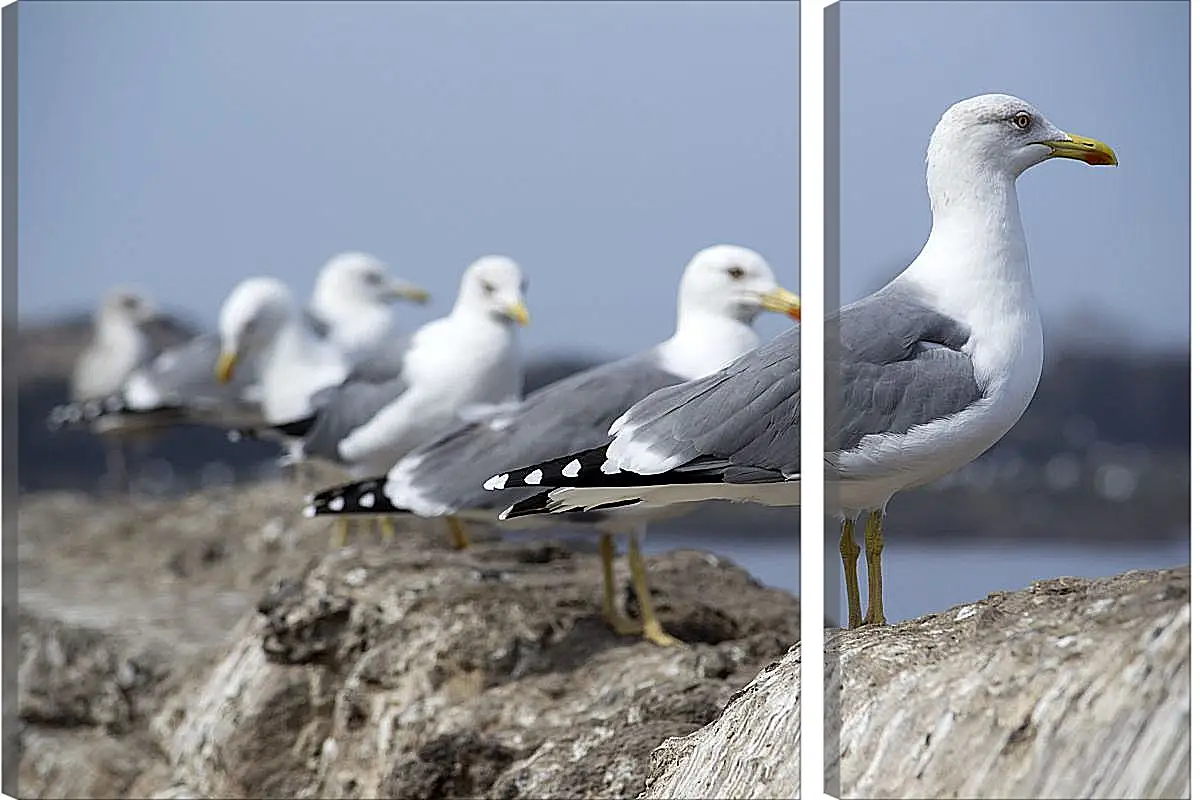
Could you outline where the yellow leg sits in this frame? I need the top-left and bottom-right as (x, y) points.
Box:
(627, 537), (682, 647)
(863, 509), (888, 626)
(331, 518), (350, 549)
(598, 534), (643, 636)
(445, 516), (470, 550)
(376, 516), (396, 544)
(840, 518), (864, 629)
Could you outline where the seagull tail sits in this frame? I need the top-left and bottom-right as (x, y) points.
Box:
(497, 490), (564, 520)
(302, 477), (410, 518)
(498, 489), (644, 521)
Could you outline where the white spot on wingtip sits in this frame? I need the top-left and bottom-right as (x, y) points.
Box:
(328, 496), (346, 512)
(483, 474), (508, 491)
(524, 469), (543, 485)
(359, 492), (375, 509)
(302, 505), (316, 518)
(562, 459), (581, 478)
(498, 506), (513, 520)
(600, 459), (620, 475)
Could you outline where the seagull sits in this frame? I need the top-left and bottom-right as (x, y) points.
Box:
(305, 251), (430, 367)
(66, 287), (160, 491)
(289, 255), (530, 548)
(213, 276), (352, 425)
(823, 93), (1116, 628)
(489, 324), (798, 519)
(302, 245), (799, 645)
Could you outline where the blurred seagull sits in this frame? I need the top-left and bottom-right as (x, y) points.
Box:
(65, 287), (161, 491)
(288, 255), (530, 546)
(47, 252), (429, 455)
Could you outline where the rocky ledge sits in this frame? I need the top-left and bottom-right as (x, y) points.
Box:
(827, 565), (1189, 798)
(12, 485), (800, 799)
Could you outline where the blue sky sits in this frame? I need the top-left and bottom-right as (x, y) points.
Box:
(17, 2), (1188, 358)
(17, 1), (800, 359)
(838, 0), (1189, 355)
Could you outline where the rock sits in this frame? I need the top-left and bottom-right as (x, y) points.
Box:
(826, 565), (1189, 798)
(17, 611), (171, 734)
(153, 544), (798, 799)
(14, 485), (799, 799)
(641, 641), (800, 799)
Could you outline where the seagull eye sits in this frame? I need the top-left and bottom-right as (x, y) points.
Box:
(480, 281), (496, 296)
(727, 266), (746, 280)
(364, 272), (382, 285)
(1011, 112), (1032, 131)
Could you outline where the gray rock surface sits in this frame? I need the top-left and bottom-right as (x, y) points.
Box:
(13, 485), (800, 799)
(643, 640), (800, 799)
(826, 565), (1189, 799)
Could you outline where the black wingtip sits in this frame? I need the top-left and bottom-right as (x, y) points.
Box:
(273, 415), (318, 439)
(488, 446), (611, 492)
(498, 491), (557, 520)
(304, 476), (409, 517)
(46, 395), (124, 431)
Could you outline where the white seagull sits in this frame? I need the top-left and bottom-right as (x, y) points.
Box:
(821, 93), (1116, 628)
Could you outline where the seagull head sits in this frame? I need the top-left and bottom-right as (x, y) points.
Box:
(215, 276), (295, 384)
(927, 93), (1117, 185)
(99, 287), (158, 327)
(455, 255), (531, 327)
(677, 244), (800, 324)
(314, 251), (430, 313)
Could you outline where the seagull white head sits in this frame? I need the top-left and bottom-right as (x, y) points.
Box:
(313, 252), (430, 312)
(215, 277), (296, 384)
(98, 287), (158, 326)
(927, 94), (1117, 194)
(454, 255), (531, 327)
(677, 245), (800, 324)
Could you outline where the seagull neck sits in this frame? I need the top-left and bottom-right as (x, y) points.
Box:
(321, 300), (391, 353)
(906, 170), (1034, 308)
(659, 311), (759, 380)
(266, 316), (332, 368)
(447, 304), (513, 337)
(96, 312), (145, 352)
(258, 317), (347, 422)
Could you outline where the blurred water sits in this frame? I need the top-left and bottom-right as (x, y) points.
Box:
(828, 539), (1190, 626)
(643, 531), (1190, 628)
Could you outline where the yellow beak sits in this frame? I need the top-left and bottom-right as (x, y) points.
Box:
(506, 301), (531, 326)
(1041, 133), (1118, 167)
(760, 287), (801, 322)
(388, 282), (431, 304)
(215, 351), (238, 385)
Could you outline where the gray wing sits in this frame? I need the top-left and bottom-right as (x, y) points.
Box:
(341, 334), (413, 384)
(142, 334), (261, 411)
(491, 328), (799, 490)
(300, 373), (411, 463)
(390, 353), (687, 511)
(610, 326), (798, 479)
(826, 280), (982, 455)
